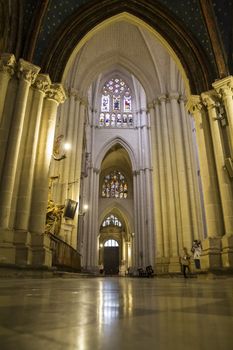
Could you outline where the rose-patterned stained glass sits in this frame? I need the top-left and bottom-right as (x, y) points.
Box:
(99, 77), (133, 127)
(101, 170), (128, 199)
(102, 214), (122, 227)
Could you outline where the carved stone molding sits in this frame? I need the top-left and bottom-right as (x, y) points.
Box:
(33, 74), (51, 94)
(167, 91), (179, 101)
(186, 95), (203, 115)
(157, 94), (167, 103)
(17, 59), (40, 85)
(179, 94), (187, 104)
(201, 91), (219, 111)
(93, 167), (100, 174)
(46, 83), (66, 104)
(212, 76), (233, 99)
(67, 87), (80, 100)
(0, 53), (16, 76)
(147, 102), (154, 110)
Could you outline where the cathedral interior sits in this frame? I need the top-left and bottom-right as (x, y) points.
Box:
(0, 1), (233, 349)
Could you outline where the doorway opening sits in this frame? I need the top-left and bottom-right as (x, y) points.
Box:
(103, 239), (119, 275)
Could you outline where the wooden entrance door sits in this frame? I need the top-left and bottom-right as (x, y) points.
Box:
(104, 247), (119, 275)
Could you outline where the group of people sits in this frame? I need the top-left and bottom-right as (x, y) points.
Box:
(180, 240), (202, 278)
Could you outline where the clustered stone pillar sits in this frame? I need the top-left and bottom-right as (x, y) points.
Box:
(148, 91), (204, 273)
(187, 76), (233, 269)
(49, 89), (87, 250)
(0, 53), (66, 268)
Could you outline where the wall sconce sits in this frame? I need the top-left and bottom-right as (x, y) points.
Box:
(79, 204), (89, 216)
(53, 134), (71, 161)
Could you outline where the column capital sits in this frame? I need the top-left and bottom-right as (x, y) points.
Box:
(80, 97), (88, 107)
(186, 95), (203, 114)
(46, 83), (66, 104)
(167, 91), (179, 101)
(201, 91), (219, 111)
(157, 94), (167, 103)
(212, 76), (233, 98)
(0, 53), (16, 76)
(67, 87), (80, 100)
(93, 167), (100, 174)
(147, 101), (154, 110)
(33, 74), (51, 93)
(179, 94), (187, 104)
(17, 59), (40, 84)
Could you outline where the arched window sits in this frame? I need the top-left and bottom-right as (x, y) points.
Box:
(104, 239), (119, 247)
(99, 77), (133, 128)
(102, 214), (122, 227)
(101, 170), (128, 198)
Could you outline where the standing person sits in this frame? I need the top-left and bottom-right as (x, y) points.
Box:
(191, 240), (202, 269)
(180, 247), (191, 278)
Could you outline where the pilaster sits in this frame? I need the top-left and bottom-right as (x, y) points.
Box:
(213, 77), (233, 158)
(0, 59), (40, 265)
(29, 84), (66, 267)
(0, 59), (40, 229)
(0, 53), (16, 124)
(201, 91), (233, 237)
(186, 96), (224, 239)
(13, 74), (51, 266)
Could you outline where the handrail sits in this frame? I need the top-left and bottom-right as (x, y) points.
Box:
(48, 233), (81, 271)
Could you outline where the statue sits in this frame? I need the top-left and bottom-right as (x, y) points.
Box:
(45, 199), (64, 235)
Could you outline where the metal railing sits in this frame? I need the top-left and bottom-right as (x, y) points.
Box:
(49, 233), (81, 271)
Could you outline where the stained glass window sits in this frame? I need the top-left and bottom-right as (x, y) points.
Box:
(102, 214), (122, 227)
(101, 170), (128, 199)
(99, 77), (133, 128)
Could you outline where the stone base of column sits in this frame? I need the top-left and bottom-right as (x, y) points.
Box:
(168, 256), (182, 273)
(0, 229), (16, 264)
(200, 237), (222, 270)
(82, 265), (100, 275)
(154, 257), (170, 274)
(221, 235), (233, 268)
(31, 233), (52, 267)
(14, 230), (32, 266)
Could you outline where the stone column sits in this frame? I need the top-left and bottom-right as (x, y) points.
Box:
(179, 95), (204, 239)
(83, 165), (99, 272)
(0, 59), (40, 265)
(69, 91), (81, 200)
(0, 59), (40, 227)
(213, 77), (233, 157)
(132, 171), (139, 268)
(0, 53), (16, 124)
(169, 92), (194, 251)
(186, 96), (223, 269)
(152, 101), (164, 264)
(29, 83), (66, 267)
(202, 91), (233, 268)
(13, 75), (50, 265)
(157, 95), (170, 265)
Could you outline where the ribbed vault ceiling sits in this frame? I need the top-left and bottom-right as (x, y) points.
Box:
(65, 20), (185, 100)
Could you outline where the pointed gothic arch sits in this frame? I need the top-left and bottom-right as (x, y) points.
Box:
(41, 4), (212, 94)
(95, 137), (137, 172)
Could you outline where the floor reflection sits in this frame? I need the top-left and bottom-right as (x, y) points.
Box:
(0, 277), (233, 350)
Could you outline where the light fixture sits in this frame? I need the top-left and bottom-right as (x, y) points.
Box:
(79, 204), (89, 216)
(52, 134), (71, 161)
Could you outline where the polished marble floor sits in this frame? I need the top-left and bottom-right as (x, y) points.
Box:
(0, 276), (233, 350)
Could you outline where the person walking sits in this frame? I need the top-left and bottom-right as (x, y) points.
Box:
(180, 247), (191, 278)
